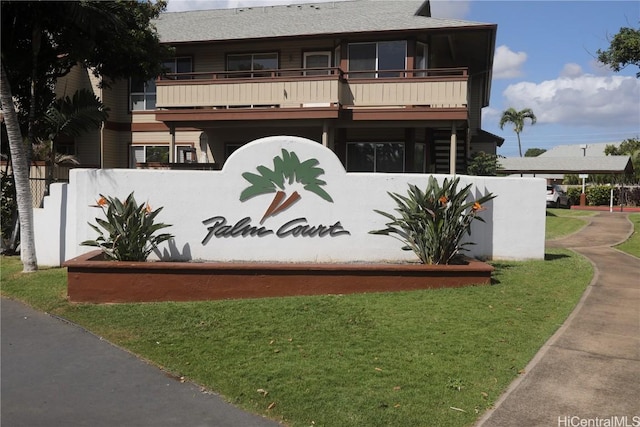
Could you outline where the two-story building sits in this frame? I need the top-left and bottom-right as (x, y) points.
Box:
(57, 0), (502, 174)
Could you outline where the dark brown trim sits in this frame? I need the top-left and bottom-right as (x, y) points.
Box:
(130, 122), (202, 132)
(103, 121), (132, 132)
(131, 122), (169, 132)
(349, 107), (468, 121)
(155, 107), (340, 122)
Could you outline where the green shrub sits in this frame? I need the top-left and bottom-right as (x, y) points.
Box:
(82, 192), (173, 261)
(586, 185), (611, 206)
(467, 152), (499, 176)
(1, 171), (17, 241)
(370, 176), (495, 265)
(567, 187), (582, 206)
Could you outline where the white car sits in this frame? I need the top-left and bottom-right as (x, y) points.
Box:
(546, 185), (569, 208)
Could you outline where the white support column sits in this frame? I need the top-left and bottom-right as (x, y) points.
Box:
(322, 121), (329, 147)
(449, 123), (457, 175)
(169, 126), (176, 163)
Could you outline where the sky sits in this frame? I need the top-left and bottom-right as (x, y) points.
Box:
(164, 0), (640, 157)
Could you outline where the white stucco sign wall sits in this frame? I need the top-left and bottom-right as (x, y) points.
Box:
(35, 136), (546, 266)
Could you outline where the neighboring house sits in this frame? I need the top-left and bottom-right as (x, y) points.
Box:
(499, 142), (633, 183)
(55, 0), (500, 173)
(539, 142), (621, 159)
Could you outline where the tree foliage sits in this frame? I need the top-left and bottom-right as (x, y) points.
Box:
(0, 0), (172, 271)
(467, 152), (501, 176)
(605, 137), (640, 183)
(525, 148), (547, 157)
(596, 25), (640, 78)
(499, 107), (537, 157)
(1, 0), (173, 136)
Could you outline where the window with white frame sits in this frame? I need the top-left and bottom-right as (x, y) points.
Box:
(227, 53), (278, 78)
(304, 51), (331, 76)
(348, 41), (407, 78)
(130, 57), (192, 110)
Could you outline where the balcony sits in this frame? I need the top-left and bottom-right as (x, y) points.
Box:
(155, 67), (469, 121)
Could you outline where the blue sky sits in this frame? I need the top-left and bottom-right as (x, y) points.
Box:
(165, 0), (640, 157)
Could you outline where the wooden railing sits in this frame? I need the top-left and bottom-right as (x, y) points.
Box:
(156, 67), (468, 110)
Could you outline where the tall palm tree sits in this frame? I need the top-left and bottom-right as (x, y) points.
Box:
(499, 107), (537, 157)
(1, 64), (37, 271)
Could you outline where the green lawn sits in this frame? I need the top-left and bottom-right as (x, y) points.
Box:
(10, 206), (633, 426)
(1, 245), (592, 427)
(545, 208), (595, 240)
(615, 213), (640, 257)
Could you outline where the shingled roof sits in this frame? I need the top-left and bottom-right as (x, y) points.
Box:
(154, 0), (494, 43)
(499, 156), (634, 175)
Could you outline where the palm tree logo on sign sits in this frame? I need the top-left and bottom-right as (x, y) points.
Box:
(240, 149), (334, 224)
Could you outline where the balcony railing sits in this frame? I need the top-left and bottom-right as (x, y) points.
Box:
(156, 67), (468, 110)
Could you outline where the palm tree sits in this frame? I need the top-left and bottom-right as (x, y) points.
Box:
(1, 65), (37, 271)
(38, 89), (109, 192)
(499, 107), (537, 157)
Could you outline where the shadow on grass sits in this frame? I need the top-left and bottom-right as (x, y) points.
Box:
(488, 262), (517, 286)
(545, 253), (571, 261)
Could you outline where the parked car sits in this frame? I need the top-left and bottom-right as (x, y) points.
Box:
(547, 185), (569, 208)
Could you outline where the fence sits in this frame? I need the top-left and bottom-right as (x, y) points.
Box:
(0, 162), (72, 208)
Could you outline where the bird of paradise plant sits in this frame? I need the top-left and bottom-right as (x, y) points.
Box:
(81, 192), (173, 261)
(240, 149), (333, 223)
(370, 176), (496, 265)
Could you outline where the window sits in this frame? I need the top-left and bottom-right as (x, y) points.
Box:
(130, 57), (192, 110)
(304, 51), (331, 76)
(415, 42), (428, 77)
(130, 78), (156, 111)
(346, 142), (404, 172)
(163, 57), (193, 80)
(348, 41), (407, 78)
(227, 53), (278, 78)
(177, 146), (196, 163)
(131, 145), (193, 167)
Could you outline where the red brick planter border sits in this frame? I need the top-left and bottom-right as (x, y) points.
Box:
(64, 251), (494, 303)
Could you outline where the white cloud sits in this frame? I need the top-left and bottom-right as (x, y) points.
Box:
(502, 74), (640, 127)
(588, 58), (614, 76)
(492, 45), (527, 79)
(559, 63), (583, 78)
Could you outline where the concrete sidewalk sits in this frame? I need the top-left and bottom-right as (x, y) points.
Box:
(1, 297), (281, 427)
(477, 212), (640, 426)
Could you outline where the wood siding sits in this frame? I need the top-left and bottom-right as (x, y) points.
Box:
(157, 77), (466, 109)
(344, 79), (467, 108)
(157, 78), (339, 108)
